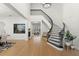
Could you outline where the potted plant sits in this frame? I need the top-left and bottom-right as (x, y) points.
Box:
(65, 30), (76, 46)
(65, 30), (76, 41)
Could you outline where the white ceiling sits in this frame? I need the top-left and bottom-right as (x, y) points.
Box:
(0, 3), (20, 17)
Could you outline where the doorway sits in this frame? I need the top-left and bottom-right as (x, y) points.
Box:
(31, 21), (41, 43)
(31, 21), (41, 36)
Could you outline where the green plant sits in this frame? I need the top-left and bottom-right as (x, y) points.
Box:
(65, 30), (76, 42)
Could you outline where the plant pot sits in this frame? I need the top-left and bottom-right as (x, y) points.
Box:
(65, 41), (73, 46)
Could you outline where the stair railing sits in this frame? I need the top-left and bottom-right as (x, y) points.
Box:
(59, 23), (65, 46)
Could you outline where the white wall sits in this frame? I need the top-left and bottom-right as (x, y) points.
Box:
(0, 3), (20, 17)
(0, 16), (28, 40)
(31, 3), (63, 28)
(63, 3), (79, 50)
(42, 21), (49, 33)
(11, 3), (30, 19)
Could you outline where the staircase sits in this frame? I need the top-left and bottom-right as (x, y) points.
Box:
(31, 9), (65, 51)
(48, 23), (65, 50)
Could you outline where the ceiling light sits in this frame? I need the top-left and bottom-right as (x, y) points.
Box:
(42, 3), (52, 8)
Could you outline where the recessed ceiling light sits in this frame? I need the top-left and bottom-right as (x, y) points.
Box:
(42, 3), (52, 8)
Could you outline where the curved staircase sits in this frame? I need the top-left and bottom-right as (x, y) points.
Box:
(31, 9), (65, 51)
(48, 23), (65, 50)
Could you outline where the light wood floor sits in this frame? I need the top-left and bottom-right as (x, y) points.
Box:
(0, 37), (79, 56)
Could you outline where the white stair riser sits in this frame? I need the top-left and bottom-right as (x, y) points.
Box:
(50, 36), (60, 38)
(47, 43), (63, 51)
(48, 40), (61, 45)
(49, 38), (60, 42)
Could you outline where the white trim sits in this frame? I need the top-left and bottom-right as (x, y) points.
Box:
(50, 36), (60, 38)
(74, 46), (79, 50)
(47, 42), (64, 51)
(48, 40), (60, 45)
(49, 38), (60, 42)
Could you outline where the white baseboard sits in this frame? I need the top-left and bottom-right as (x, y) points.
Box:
(75, 47), (79, 50)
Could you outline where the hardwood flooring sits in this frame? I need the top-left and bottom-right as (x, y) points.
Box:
(0, 37), (79, 56)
